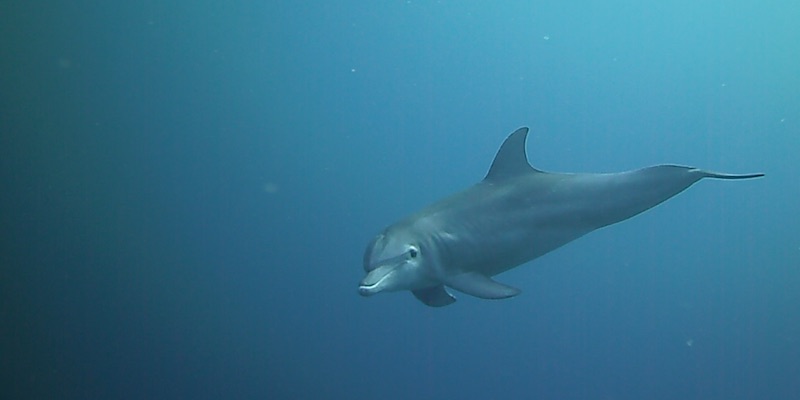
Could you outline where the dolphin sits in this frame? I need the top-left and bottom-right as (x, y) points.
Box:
(358, 127), (763, 307)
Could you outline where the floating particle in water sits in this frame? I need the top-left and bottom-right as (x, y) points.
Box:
(263, 182), (280, 194)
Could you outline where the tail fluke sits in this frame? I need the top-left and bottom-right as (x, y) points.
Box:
(696, 169), (765, 180)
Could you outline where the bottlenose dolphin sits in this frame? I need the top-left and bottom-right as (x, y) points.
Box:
(359, 127), (763, 307)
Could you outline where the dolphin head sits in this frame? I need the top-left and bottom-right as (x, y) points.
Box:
(358, 230), (431, 297)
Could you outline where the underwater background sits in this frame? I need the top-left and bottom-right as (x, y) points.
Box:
(2, 1), (798, 399)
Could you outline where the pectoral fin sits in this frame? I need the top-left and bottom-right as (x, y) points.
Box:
(445, 272), (520, 299)
(412, 285), (457, 307)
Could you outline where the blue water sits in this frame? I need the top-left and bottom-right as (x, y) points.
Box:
(2, 1), (798, 399)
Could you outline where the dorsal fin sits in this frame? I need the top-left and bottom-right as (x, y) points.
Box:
(484, 127), (541, 181)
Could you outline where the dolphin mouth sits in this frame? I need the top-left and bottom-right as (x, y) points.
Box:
(358, 268), (394, 296)
(358, 278), (384, 297)
(358, 283), (378, 297)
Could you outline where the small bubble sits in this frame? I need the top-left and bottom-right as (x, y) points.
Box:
(263, 183), (279, 194)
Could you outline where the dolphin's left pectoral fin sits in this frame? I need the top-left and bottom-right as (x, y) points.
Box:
(412, 285), (457, 307)
(445, 272), (521, 300)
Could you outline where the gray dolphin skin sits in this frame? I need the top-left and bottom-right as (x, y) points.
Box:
(359, 127), (764, 307)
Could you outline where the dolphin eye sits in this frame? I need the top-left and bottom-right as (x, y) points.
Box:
(409, 248), (418, 258)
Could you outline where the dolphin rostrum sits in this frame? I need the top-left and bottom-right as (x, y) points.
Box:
(359, 127), (763, 307)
